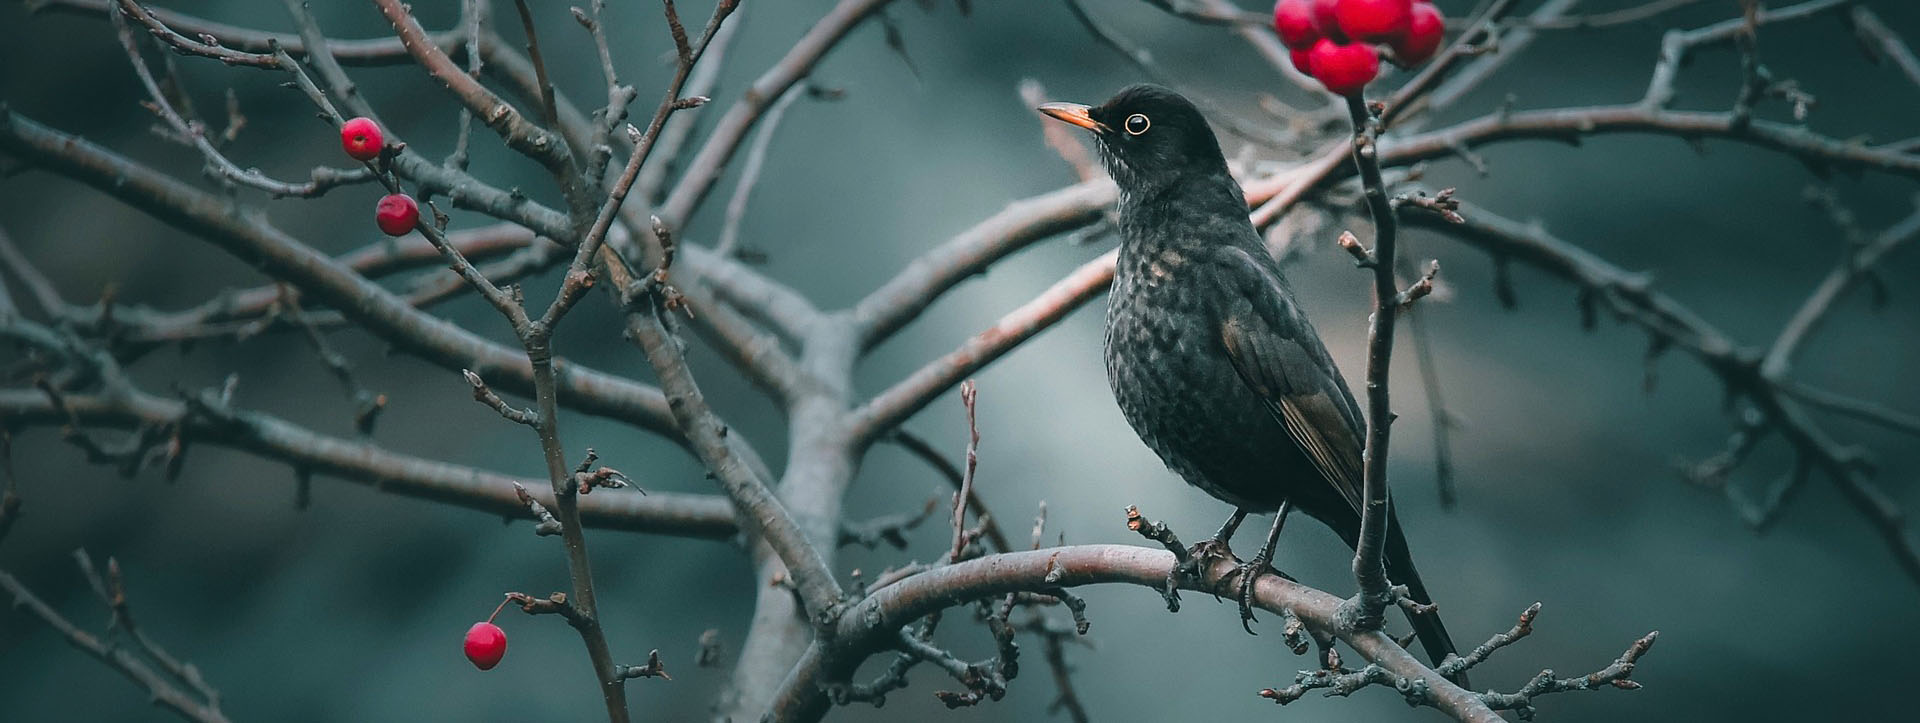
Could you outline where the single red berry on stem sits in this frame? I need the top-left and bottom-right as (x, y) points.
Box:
(1392, 2), (1444, 66)
(1273, 0), (1321, 50)
(464, 621), (507, 671)
(1335, 0), (1414, 43)
(1309, 0), (1347, 42)
(375, 194), (420, 236)
(339, 117), (383, 162)
(1308, 38), (1380, 97)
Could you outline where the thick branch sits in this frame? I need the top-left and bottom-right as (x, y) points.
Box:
(614, 269), (844, 620)
(768, 545), (1510, 723)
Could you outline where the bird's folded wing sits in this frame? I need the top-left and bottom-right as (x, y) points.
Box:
(1211, 245), (1367, 515)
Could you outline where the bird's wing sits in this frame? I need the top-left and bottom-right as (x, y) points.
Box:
(1210, 244), (1367, 515)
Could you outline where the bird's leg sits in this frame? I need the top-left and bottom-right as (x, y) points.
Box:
(1190, 508), (1247, 563)
(1236, 500), (1292, 634)
(1173, 509), (1247, 602)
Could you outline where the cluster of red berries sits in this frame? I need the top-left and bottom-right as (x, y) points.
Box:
(1273, 0), (1444, 96)
(338, 116), (421, 237)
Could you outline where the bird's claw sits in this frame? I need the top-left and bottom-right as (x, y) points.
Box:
(1185, 538), (1237, 602)
(1232, 559), (1296, 635)
(1234, 559), (1265, 634)
(1161, 538), (1235, 613)
(1159, 568), (1184, 612)
(1187, 538), (1236, 566)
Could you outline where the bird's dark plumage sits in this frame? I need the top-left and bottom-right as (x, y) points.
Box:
(1040, 84), (1461, 675)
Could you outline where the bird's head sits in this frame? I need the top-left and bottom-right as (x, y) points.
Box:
(1037, 84), (1228, 192)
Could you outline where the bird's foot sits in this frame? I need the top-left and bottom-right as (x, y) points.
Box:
(1184, 538), (1238, 601)
(1232, 558), (1297, 635)
(1158, 567), (1184, 613)
(1161, 537), (1235, 612)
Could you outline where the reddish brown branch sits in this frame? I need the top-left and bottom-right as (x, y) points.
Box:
(770, 542), (1645, 723)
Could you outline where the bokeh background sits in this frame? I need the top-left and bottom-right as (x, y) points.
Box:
(2, 0), (1918, 720)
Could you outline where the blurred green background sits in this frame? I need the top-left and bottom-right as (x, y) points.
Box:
(2, 0), (1917, 720)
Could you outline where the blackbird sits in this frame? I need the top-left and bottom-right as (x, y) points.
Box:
(1039, 84), (1461, 674)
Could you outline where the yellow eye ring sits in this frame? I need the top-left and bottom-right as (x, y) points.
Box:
(1124, 113), (1150, 135)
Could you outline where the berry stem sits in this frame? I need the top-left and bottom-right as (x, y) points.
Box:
(487, 595), (512, 625)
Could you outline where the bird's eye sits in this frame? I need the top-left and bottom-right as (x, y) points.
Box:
(1123, 113), (1150, 136)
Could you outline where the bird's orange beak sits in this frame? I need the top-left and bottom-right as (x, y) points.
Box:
(1037, 102), (1106, 133)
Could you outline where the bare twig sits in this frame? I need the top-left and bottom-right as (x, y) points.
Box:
(947, 380), (981, 563)
(1761, 203), (1920, 380)
(1848, 6), (1920, 93)
(715, 85), (804, 258)
(0, 561), (229, 723)
(1338, 95), (1402, 630)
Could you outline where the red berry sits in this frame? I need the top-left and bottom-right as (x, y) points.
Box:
(1309, 0), (1347, 42)
(1290, 47), (1315, 75)
(340, 117), (383, 162)
(1392, 2), (1444, 66)
(1273, 0), (1321, 50)
(464, 621), (507, 670)
(375, 194), (420, 236)
(1308, 38), (1380, 97)
(1335, 0), (1414, 43)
